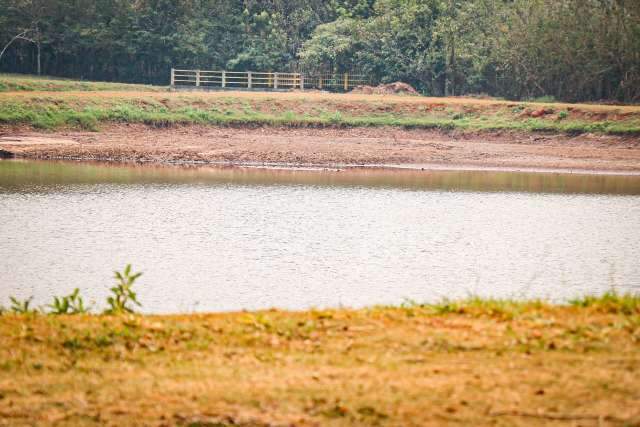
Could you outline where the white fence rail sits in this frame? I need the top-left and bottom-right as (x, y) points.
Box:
(171, 69), (303, 90)
(171, 69), (371, 92)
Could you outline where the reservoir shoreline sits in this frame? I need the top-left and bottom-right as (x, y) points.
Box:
(2, 123), (640, 175)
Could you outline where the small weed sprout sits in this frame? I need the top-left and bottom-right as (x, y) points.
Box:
(105, 264), (143, 315)
(558, 111), (569, 120)
(329, 111), (342, 124)
(282, 110), (296, 123)
(48, 288), (89, 315)
(9, 296), (36, 314)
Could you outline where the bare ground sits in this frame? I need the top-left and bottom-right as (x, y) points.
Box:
(1, 124), (640, 173)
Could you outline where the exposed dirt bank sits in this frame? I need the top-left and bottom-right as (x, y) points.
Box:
(1, 124), (640, 173)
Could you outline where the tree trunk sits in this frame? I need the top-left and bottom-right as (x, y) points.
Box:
(450, 38), (456, 96)
(36, 42), (41, 75)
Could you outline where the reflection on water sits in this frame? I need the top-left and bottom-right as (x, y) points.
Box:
(1, 159), (639, 313)
(2, 159), (640, 194)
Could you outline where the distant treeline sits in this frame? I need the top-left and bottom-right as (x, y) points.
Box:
(1, 0), (638, 102)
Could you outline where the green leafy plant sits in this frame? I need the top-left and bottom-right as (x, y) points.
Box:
(558, 111), (569, 120)
(105, 264), (143, 315)
(48, 288), (89, 315)
(9, 296), (36, 314)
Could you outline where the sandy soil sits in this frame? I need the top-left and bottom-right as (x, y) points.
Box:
(2, 124), (640, 173)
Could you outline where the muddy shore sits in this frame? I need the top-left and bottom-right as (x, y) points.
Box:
(1, 124), (640, 173)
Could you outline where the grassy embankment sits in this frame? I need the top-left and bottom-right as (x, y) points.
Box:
(0, 294), (639, 426)
(1, 74), (640, 136)
(0, 73), (162, 93)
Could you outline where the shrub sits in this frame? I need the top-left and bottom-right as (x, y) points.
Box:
(105, 264), (143, 315)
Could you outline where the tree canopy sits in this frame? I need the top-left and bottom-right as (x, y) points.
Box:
(1, 0), (638, 102)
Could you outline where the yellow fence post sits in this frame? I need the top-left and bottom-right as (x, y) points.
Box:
(344, 73), (348, 91)
(196, 70), (201, 87)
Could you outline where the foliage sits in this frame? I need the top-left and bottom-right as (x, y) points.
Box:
(0, 0), (638, 101)
(47, 288), (89, 315)
(9, 296), (36, 314)
(105, 264), (143, 315)
(4, 264), (144, 316)
(298, 18), (364, 73)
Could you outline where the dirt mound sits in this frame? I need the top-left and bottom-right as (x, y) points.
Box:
(351, 82), (419, 96)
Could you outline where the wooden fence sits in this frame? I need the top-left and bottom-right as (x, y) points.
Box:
(171, 69), (371, 92)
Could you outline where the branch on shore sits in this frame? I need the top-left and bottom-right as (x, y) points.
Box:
(490, 409), (628, 423)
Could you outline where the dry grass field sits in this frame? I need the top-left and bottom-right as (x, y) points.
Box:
(1, 297), (639, 426)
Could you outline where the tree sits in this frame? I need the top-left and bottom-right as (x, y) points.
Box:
(0, 0), (637, 101)
(0, 28), (39, 73)
(0, 0), (47, 75)
(298, 18), (363, 73)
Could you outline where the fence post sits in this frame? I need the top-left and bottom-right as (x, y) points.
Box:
(170, 68), (175, 86)
(222, 71), (226, 88)
(247, 71), (252, 89)
(344, 73), (349, 91)
(318, 75), (322, 90)
(196, 70), (201, 87)
(300, 74), (304, 91)
(274, 73), (279, 89)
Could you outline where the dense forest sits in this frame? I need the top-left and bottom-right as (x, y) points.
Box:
(1, 0), (639, 102)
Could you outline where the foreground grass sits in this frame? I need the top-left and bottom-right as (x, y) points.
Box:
(1, 74), (640, 136)
(1, 295), (639, 426)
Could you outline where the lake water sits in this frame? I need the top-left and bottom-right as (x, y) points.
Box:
(1, 160), (639, 313)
